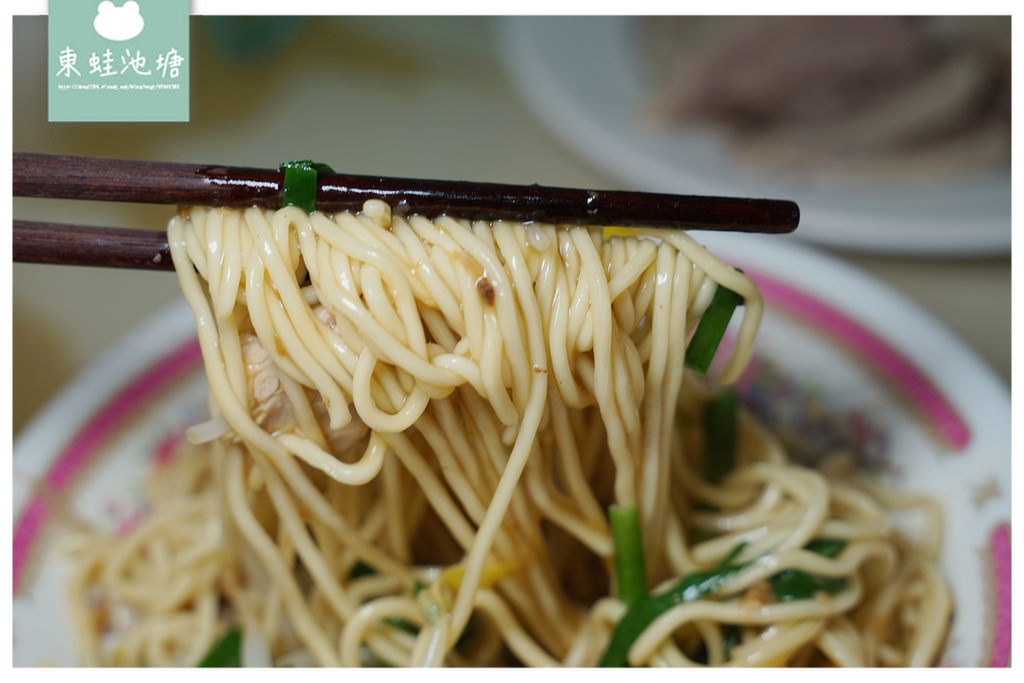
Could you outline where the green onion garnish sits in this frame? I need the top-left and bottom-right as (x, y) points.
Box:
(198, 627), (242, 667)
(703, 388), (738, 485)
(599, 534), (850, 665)
(685, 280), (743, 374)
(599, 544), (750, 667)
(770, 539), (847, 602)
(722, 624), (741, 661)
(609, 504), (647, 607)
(383, 616), (419, 634)
(279, 160), (334, 213)
(349, 560), (376, 579)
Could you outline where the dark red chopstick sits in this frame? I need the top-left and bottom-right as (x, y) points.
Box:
(14, 220), (173, 271)
(14, 152), (800, 233)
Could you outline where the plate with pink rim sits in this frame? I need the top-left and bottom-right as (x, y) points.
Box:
(12, 233), (1010, 666)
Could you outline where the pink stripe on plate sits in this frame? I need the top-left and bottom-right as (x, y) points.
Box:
(747, 268), (970, 451)
(12, 340), (202, 593)
(988, 523), (1011, 667)
(11, 499), (49, 593)
(45, 341), (202, 491)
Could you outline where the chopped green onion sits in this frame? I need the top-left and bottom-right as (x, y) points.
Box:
(771, 570), (847, 602)
(599, 537), (849, 666)
(599, 545), (749, 667)
(657, 560), (748, 608)
(718, 541), (747, 567)
(349, 560), (375, 579)
(703, 389), (738, 484)
(722, 624), (741, 662)
(685, 280), (743, 374)
(383, 617), (419, 634)
(771, 539), (847, 602)
(279, 160), (334, 214)
(609, 504), (647, 607)
(805, 538), (846, 558)
(198, 627), (242, 667)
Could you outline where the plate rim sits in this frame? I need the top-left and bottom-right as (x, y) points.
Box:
(13, 298), (196, 513)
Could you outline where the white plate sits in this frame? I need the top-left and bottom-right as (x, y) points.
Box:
(498, 17), (1011, 255)
(12, 235), (1010, 666)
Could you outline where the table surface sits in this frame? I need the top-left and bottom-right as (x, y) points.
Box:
(12, 16), (1010, 435)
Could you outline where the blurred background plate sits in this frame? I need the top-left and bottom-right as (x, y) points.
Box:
(12, 234), (1010, 666)
(498, 17), (1010, 255)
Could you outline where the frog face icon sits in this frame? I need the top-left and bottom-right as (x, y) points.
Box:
(93, 1), (145, 41)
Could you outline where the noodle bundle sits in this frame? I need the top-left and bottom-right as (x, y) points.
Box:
(65, 201), (950, 666)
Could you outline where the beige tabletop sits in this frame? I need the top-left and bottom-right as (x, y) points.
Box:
(12, 16), (1010, 436)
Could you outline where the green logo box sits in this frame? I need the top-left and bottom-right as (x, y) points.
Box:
(48, 0), (189, 122)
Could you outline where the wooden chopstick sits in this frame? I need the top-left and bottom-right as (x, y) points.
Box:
(14, 220), (173, 270)
(14, 152), (800, 233)
(14, 152), (800, 270)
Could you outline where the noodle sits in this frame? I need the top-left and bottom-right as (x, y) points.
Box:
(63, 200), (950, 666)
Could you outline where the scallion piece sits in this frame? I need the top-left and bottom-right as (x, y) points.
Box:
(771, 570), (847, 602)
(383, 617), (419, 634)
(722, 624), (741, 661)
(279, 160), (334, 214)
(718, 541), (747, 567)
(685, 281), (743, 374)
(770, 538), (848, 602)
(599, 545), (749, 667)
(703, 389), (738, 484)
(599, 537), (850, 665)
(609, 504), (647, 607)
(198, 627), (242, 667)
(805, 538), (846, 558)
(349, 560), (375, 579)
